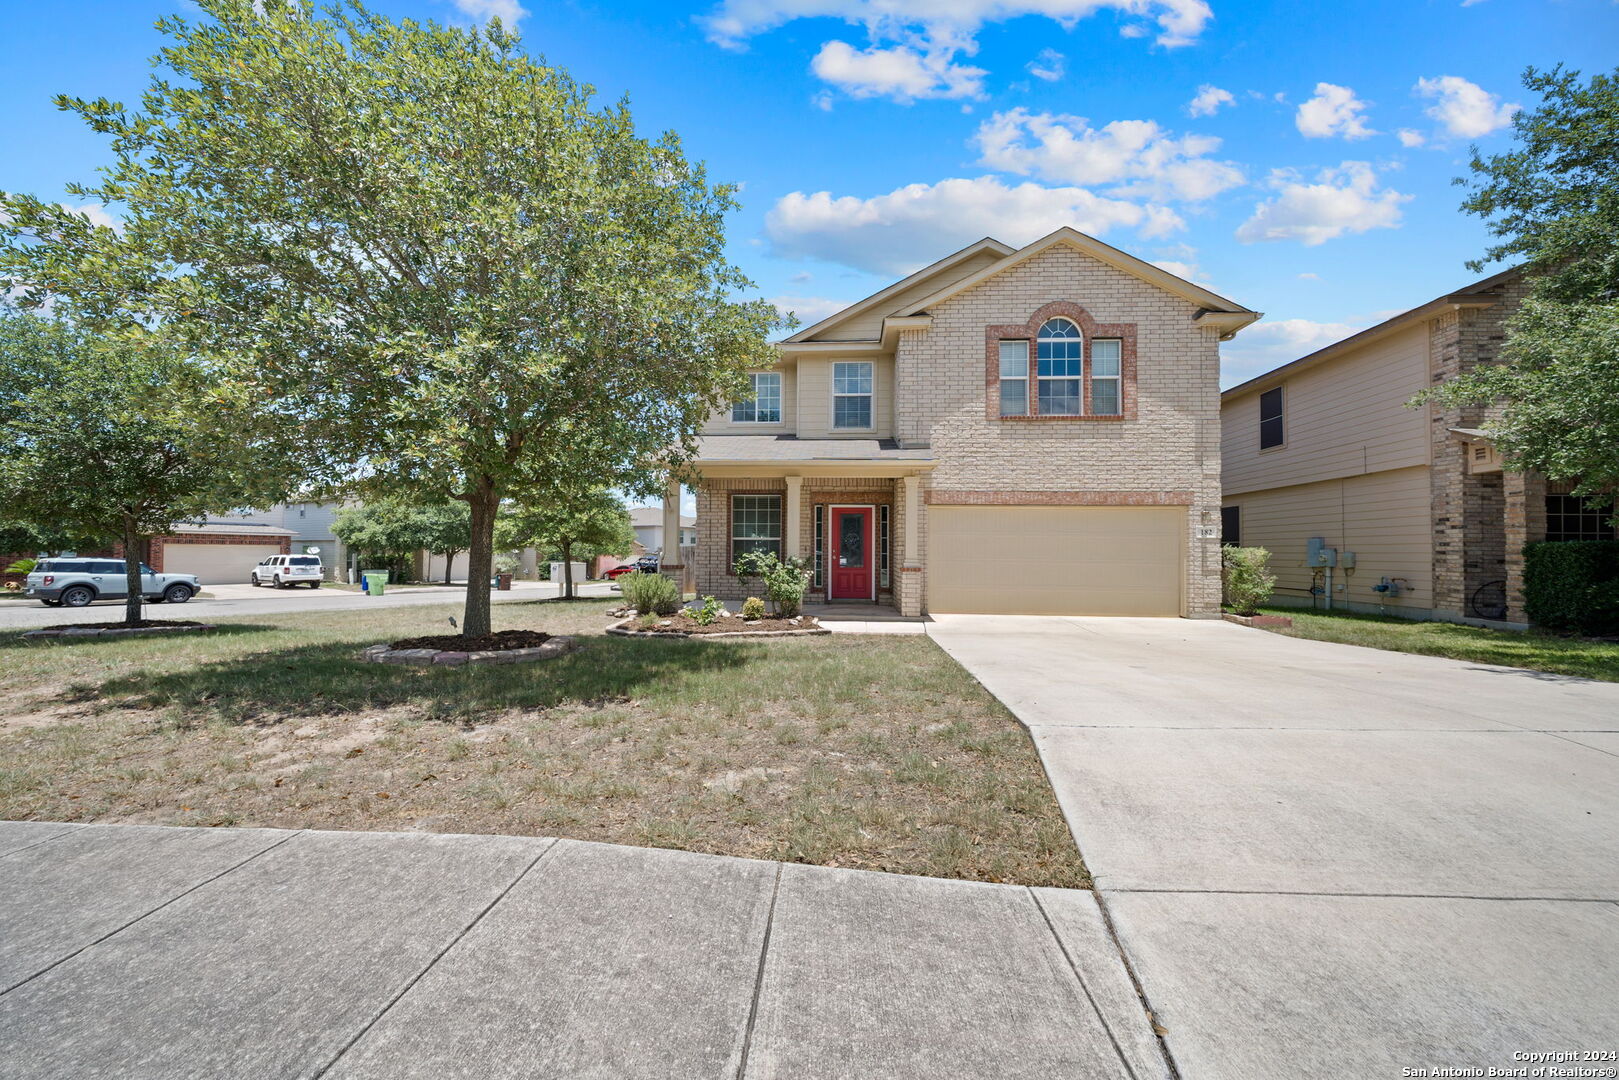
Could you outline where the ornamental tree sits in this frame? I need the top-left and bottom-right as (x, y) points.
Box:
(0, 0), (777, 636)
(496, 487), (634, 599)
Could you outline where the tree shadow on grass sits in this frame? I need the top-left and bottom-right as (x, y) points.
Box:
(0, 624), (280, 652)
(93, 633), (760, 725)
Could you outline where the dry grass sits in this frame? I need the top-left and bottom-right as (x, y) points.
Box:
(0, 598), (1085, 887)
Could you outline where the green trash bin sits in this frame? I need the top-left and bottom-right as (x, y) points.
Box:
(363, 571), (388, 596)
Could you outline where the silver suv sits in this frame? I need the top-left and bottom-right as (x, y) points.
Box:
(25, 558), (200, 608)
(250, 554), (323, 588)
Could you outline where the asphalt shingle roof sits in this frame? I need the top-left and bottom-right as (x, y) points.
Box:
(693, 435), (933, 463)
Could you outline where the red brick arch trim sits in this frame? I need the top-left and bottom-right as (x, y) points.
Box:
(985, 301), (1137, 422)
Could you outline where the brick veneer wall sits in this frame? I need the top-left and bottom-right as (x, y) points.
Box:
(895, 244), (1224, 615)
(149, 533), (291, 573)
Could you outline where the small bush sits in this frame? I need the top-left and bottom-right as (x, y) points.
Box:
(1221, 545), (1276, 616)
(1524, 541), (1619, 635)
(5, 558), (37, 575)
(735, 551), (810, 617)
(621, 571), (679, 615)
(691, 595), (725, 626)
(741, 596), (767, 620)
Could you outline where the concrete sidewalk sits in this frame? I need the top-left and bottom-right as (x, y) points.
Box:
(0, 822), (1166, 1080)
(928, 615), (1619, 1078)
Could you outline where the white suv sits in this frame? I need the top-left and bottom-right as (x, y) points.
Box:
(251, 554), (323, 589)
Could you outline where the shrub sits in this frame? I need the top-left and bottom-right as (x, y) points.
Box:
(741, 596), (767, 620)
(692, 595), (725, 626)
(1524, 540), (1619, 634)
(5, 558), (37, 575)
(734, 551), (810, 617)
(620, 571), (679, 615)
(1221, 545), (1276, 616)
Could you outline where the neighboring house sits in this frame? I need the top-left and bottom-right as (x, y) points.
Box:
(628, 507), (696, 553)
(1220, 266), (1607, 626)
(678, 227), (1259, 616)
(172, 501), (353, 582)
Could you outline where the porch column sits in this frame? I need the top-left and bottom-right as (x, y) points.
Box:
(784, 475), (803, 559)
(902, 475), (921, 567)
(660, 478), (682, 576)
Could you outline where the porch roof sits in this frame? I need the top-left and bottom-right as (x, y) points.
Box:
(692, 435), (934, 465)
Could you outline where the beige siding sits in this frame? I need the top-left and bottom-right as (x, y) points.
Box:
(810, 250), (1006, 342)
(794, 354), (892, 438)
(1223, 322), (1431, 496)
(1224, 465), (1434, 611)
(701, 365), (797, 435)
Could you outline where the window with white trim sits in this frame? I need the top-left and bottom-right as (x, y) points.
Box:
(812, 504), (825, 589)
(879, 504), (891, 588)
(832, 361), (874, 429)
(998, 340), (1029, 416)
(1036, 318), (1083, 416)
(731, 372), (782, 423)
(731, 495), (782, 562)
(1091, 338), (1122, 416)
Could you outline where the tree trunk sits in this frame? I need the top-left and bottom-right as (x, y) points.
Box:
(561, 540), (574, 600)
(463, 482), (499, 638)
(443, 550), (459, 586)
(122, 514), (143, 627)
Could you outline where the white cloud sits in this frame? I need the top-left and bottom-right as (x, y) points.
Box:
(451, 0), (527, 24)
(811, 39), (986, 101)
(1187, 84), (1234, 117)
(1236, 161), (1410, 246)
(701, 2), (1213, 102)
(61, 203), (121, 231)
(768, 294), (853, 326)
(766, 175), (1182, 276)
(1297, 271), (1319, 280)
(1220, 316), (1362, 387)
(1027, 48), (1066, 82)
(1295, 82), (1376, 139)
(1396, 128), (1426, 148)
(974, 108), (1244, 202)
(1415, 75), (1518, 138)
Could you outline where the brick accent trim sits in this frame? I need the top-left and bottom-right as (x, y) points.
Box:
(984, 301), (1138, 423)
(925, 490), (1193, 506)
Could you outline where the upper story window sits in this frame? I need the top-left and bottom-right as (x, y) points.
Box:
(832, 361), (874, 429)
(998, 340), (1029, 416)
(731, 372), (782, 424)
(1091, 339), (1122, 416)
(1259, 387), (1285, 449)
(1037, 318), (1083, 416)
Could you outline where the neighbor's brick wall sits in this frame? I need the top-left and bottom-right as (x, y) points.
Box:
(149, 533), (291, 573)
(895, 244), (1224, 614)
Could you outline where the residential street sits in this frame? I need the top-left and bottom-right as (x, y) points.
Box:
(927, 615), (1619, 1078)
(0, 580), (616, 630)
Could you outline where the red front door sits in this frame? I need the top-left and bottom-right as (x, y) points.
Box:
(829, 507), (873, 600)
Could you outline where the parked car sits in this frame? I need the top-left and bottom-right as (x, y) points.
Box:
(602, 564), (640, 580)
(634, 553), (661, 574)
(25, 558), (200, 608)
(250, 554), (323, 588)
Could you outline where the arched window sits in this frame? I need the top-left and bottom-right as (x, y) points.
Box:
(1037, 317), (1083, 416)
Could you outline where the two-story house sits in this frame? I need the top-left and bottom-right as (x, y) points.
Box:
(663, 227), (1259, 617)
(1220, 265), (1610, 626)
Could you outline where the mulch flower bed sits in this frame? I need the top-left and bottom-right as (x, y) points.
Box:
(23, 620), (214, 640)
(608, 611), (829, 638)
(389, 629), (552, 652)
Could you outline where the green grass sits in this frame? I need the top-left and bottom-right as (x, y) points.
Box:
(1260, 606), (1619, 681)
(0, 597), (1085, 887)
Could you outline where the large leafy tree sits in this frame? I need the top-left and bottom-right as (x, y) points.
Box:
(1424, 66), (1619, 514)
(332, 497), (470, 584)
(496, 488), (633, 599)
(0, 312), (268, 623)
(0, 0), (776, 636)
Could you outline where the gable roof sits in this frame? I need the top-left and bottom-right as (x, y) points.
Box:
(782, 237), (1015, 345)
(899, 227), (1258, 335)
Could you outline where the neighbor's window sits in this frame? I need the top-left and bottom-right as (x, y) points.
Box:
(1259, 387), (1285, 449)
(1091, 339), (1122, 416)
(731, 372), (782, 423)
(832, 361), (874, 429)
(1221, 506), (1241, 547)
(732, 495), (782, 561)
(1037, 318), (1083, 416)
(1545, 494), (1617, 543)
(998, 340), (1029, 416)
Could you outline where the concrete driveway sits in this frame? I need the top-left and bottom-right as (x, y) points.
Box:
(0, 580), (615, 630)
(927, 615), (1619, 1078)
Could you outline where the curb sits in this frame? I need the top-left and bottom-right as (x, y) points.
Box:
(23, 624), (218, 640)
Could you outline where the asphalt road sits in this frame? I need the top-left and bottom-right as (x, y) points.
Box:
(0, 580), (617, 630)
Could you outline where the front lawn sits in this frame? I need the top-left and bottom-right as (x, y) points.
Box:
(1260, 606), (1619, 682)
(0, 599), (1084, 887)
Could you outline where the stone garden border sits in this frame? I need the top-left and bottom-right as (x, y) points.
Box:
(23, 624), (218, 640)
(1222, 613), (1294, 629)
(606, 617), (829, 639)
(361, 634), (577, 667)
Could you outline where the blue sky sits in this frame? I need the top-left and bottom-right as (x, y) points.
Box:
(4, 0), (1616, 394)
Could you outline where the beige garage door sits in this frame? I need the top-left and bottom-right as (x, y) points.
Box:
(929, 506), (1184, 616)
(166, 544), (284, 585)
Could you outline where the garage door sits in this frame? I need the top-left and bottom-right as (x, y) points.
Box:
(928, 506), (1184, 616)
(165, 544), (284, 585)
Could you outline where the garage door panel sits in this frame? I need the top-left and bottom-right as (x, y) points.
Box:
(165, 544), (284, 585)
(929, 507), (1183, 616)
